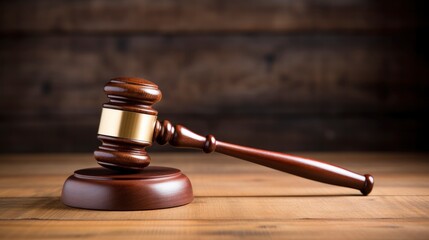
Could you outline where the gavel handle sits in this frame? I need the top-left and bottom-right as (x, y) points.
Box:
(153, 121), (374, 195)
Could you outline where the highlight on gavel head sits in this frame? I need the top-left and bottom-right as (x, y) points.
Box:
(94, 77), (162, 171)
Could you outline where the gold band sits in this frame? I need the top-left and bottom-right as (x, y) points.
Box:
(97, 108), (157, 143)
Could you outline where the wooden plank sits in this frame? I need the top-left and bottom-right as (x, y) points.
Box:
(0, 153), (428, 239)
(0, 196), (428, 220)
(0, 220), (428, 240)
(0, 35), (426, 152)
(0, 0), (418, 33)
(0, 35), (423, 117)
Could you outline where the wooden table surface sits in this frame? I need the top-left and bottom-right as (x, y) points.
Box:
(0, 152), (428, 239)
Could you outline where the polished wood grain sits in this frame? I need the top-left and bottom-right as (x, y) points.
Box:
(0, 153), (428, 239)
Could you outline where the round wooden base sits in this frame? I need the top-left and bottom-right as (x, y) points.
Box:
(61, 166), (193, 211)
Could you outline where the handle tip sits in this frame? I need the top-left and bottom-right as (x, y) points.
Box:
(360, 174), (374, 196)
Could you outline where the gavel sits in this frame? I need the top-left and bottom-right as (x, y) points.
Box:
(94, 77), (374, 196)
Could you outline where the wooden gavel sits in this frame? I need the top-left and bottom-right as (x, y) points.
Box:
(94, 77), (374, 195)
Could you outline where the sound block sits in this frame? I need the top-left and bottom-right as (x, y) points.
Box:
(61, 166), (193, 210)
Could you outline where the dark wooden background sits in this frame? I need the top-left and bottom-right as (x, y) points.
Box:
(0, 0), (428, 153)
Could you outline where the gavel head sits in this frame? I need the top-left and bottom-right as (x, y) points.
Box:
(94, 77), (162, 171)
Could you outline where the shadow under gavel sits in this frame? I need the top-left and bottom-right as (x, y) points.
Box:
(62, 77), (374, 211)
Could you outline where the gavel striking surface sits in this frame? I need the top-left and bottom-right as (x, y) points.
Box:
(61, 166), (193, 210)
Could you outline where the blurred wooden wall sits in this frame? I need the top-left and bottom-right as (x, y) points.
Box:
(0, 0), (428, 153)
